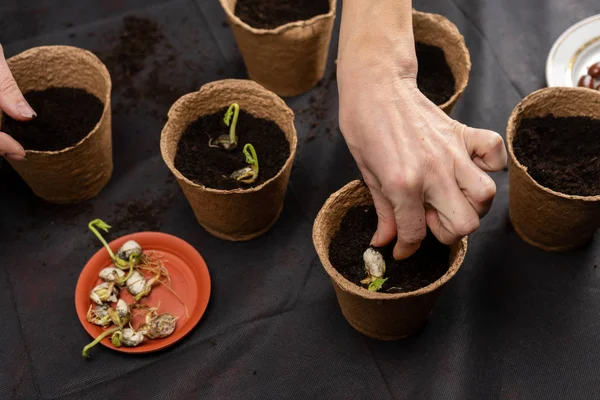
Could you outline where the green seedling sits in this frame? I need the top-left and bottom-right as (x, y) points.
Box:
(82, 326), (120, 358)
(230, 143), (259, 184)
(368, 278), (388, 292)
(89, 219), (141, 272)
(209, 103), (240, 151)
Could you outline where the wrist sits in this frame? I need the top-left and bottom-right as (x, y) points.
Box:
(338, 1), (417, 81)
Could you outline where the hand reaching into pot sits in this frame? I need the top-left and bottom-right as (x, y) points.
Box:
(0, 44), (36, 161)
(338, 0), (507, 259)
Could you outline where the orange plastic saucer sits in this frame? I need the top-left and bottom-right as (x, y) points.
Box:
(75, 232), (211, 353)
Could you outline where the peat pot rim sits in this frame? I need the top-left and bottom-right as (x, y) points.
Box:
(412, 9), (471, 112)
(313, 180), (468, 301)
(219, 0), (337, 36)
(5, 45), (112, 156)
(507, 86), (600, 202)
(161, 79), (298, 195)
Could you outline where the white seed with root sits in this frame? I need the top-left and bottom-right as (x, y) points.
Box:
(116, 299), (130, 320)
(120, 328), (145, 347)
(99, 267), (125, 283)
(361, 247), (386, 285)
(90, 282), (119, 305)
(116, 240), (143, 262)
(86, 304), (111, 326)
(126, 270), (147, 296)
(142, 311), (177, 339)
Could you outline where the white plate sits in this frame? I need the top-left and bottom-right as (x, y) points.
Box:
(546, 14), (600, 87)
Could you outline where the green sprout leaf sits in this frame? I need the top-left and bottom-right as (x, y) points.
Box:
(223, 103), (240, 146)
(88, 219), (116, 261)
(368, 278), (388, 292)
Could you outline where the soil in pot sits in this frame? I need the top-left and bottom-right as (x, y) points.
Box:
(174, 108), (290, 190)
(234, 0), (330, 29)
(329, 205), (451, 293)
(416, 42), (455, 106)
(512, 114), (600, 196)
(2, 87), (104, 151)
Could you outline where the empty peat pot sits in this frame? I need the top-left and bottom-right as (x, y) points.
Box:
(219, 0), (336, 97)
(312, 180), (468, 340)
(0, 45), (112, 203)
(160, 79), (298, 241)
(413, 9), (471, 114)
(507, 87), (600, 251)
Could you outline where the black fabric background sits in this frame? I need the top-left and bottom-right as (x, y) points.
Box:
(1, 0), (600, 399)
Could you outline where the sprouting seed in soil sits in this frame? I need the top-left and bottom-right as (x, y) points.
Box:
(368, 278), (388, 292)
(209, 102), (240, 151)
(230, 143), (259, 184)
(86, 304), (111, 327)
(360, 247), (386, 286)
(90, 282), (119, 305)
(142, 310), (177, 339)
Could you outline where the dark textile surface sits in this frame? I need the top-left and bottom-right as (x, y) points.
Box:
(1, 0), (599, 399)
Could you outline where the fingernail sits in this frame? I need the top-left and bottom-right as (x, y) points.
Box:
(5, 153), (27, 161)
(16, 101), (37, 119)
(370, 231), (379, 246)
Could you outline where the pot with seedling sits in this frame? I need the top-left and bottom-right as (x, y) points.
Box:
(0, 45), (112, 203)
(507, 87), (600, 251)
(219, 0), (336, 96)
(161, 79), (297, 241)
(313, 180), (468, 340)
(412, 10), (471, 114)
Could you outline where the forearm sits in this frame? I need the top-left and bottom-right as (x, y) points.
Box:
(338, 0), (417, 80)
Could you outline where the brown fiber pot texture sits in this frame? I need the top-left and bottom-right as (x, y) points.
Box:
(0, 45), (112, 203)
(313, 180), (468, 340)
(161, 79), (298, 241)
(507, 87), (600, 251)
(219, 0), (336, 97)
(413, 9), (471, 114)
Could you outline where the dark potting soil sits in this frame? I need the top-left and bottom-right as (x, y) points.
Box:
(2, 87), (104, 151)
(235, 0), (330, 29)
(512, 114), (600, 196)
(105, 16), (165, 79)
(416, 42), (455, 106)
(175, 108), (290, 190)
(329, 205), (451, 294)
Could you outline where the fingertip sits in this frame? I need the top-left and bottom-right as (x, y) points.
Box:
(5, 153), (26, 161)
(370, 226), (395, 247)
(392, 241), (421, 260)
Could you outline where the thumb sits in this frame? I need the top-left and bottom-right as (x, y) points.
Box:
(0, 131), (26, 161)
(463, 126), (507, 172)
(0, 44), (36, 120)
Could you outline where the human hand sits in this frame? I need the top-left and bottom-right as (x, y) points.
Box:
(338, 43), (507, 260)
(0, 44), (36, 161)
